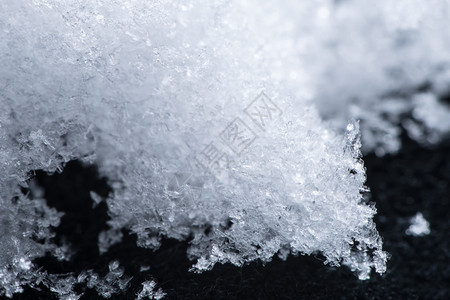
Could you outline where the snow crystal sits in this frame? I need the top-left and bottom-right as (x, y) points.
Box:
(406, 213), (431, 237)
(98, 228), (123, 255)
(80, 261), (131, 298)
(0, 188), (63, 297)
(137, 280), (166, 300)
(47, 275), (80, 300)
(90, 191), (104, 208)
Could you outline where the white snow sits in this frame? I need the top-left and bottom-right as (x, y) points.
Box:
(3, 0), (449, 297)
(137, 281), (166, 300)
(406, 213), (431, 237)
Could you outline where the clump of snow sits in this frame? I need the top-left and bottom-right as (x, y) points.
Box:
(10, 0), (450, 297)
(98, 228), (123, 255)
(0, 187), (63, 298)
(137, 280), (166, 300)
(80, 261), (131, 298)
(406, 213), (431, 237)
(405, 93), (450, 145)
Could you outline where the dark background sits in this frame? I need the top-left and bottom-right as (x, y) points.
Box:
(8, 132), (450, 300)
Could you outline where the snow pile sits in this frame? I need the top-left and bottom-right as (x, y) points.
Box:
(8, 0), (450, 297)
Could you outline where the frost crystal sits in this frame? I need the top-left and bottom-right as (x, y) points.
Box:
(406, 213), (431, 237)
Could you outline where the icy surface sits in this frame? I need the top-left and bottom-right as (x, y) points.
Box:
(406, 213), (431, 237)
(9, 0), (450, 297)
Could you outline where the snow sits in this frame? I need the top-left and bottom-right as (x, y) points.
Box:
(137, 281), (166, 300)
(309, 0), (450, 155)
(3, 0), (449, 297)
(406, 213), (431, 237)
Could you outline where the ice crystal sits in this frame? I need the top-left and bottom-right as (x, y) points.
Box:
(80, 261), (131, 298)
(0, 187), (62, 297)
(137, 280), (166, 300)
(47, 275), (80, 300)
(98, 228), (123, 255)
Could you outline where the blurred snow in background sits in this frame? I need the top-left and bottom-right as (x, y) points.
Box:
(406, 212), (431, 237)
(299, 0), (450, 155)
(1, 0), (449, 298)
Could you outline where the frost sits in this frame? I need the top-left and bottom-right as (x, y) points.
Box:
(406, 213), (431, 237)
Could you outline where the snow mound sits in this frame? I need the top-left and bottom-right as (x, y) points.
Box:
(15, 0), (450, 297)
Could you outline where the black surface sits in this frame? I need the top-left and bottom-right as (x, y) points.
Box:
(9, 133), (450, 300)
